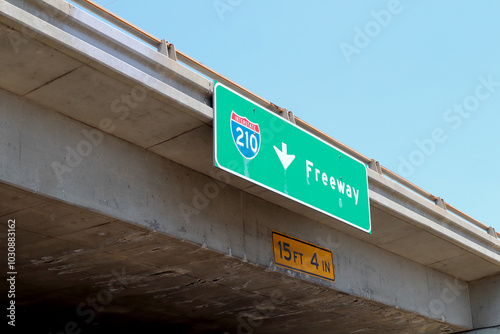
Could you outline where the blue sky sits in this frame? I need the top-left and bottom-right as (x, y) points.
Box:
(88, 0), (500, 233)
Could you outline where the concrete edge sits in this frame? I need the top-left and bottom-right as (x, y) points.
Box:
(0, 0), (214, 123)
(369, 189), (500, 268)
(368, 169), (500, 248)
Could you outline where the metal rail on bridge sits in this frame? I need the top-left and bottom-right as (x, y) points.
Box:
(70, 0), (499, 239)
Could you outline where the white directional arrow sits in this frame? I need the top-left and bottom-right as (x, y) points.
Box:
(274, 142), (296, 170)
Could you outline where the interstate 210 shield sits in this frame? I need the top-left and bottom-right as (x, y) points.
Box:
(230, 111), (261, 159)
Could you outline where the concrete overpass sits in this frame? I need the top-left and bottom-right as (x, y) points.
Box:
(1, 0), (499, 332)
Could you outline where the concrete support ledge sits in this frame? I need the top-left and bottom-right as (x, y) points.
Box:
(457, 326), (500, 334)
(1, 0), (213, 121)
(469, 274), (500, 328)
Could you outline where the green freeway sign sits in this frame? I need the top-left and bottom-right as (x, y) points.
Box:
(214, 83), (371, 233)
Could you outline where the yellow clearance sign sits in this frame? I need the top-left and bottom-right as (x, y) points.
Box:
(271, 231), (335, 281)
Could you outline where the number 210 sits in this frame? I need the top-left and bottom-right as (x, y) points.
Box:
(235, 127), (258, 153)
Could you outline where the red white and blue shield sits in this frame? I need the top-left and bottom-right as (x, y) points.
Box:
(231, 111), (261, 159)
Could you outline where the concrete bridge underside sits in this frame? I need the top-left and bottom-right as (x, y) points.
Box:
(0, 182), (470, 333)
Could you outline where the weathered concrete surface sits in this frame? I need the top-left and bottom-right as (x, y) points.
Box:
(460, 327), (500, 334)
(0, 0), (499, 332)
(0, 181), (473, 333)
(469, 274), (500, 328)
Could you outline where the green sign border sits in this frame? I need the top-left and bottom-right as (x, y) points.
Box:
(214, 82), (371, 233)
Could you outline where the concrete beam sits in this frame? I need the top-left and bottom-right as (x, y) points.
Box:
(469, 274), (500, 328)
(459, 327), (500, 334)
(0, 0), (213, 123)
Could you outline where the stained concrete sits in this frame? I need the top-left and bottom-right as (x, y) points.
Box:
(459, 327), (500, 334)
(0, 181), (469, 334)
(469, 275), (500, 328)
